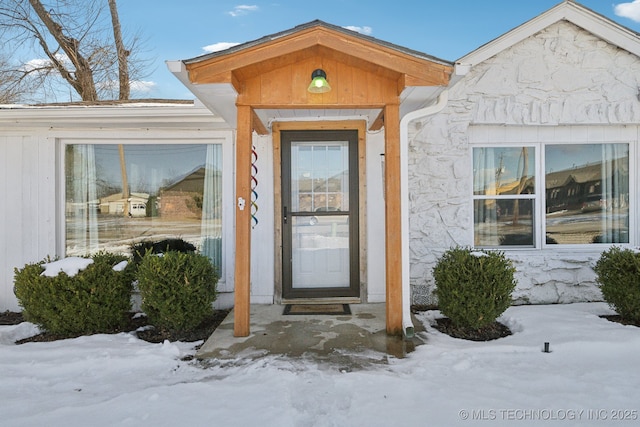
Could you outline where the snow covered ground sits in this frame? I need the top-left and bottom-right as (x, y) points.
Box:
(1, 303), (639, 427)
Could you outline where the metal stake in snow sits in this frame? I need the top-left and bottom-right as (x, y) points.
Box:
(543, 342), (551, 353)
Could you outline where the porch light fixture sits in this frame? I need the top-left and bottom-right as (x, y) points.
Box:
(308, 69), (331, 93)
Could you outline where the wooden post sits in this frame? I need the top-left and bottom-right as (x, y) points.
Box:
(384, 103), (403, 336)
(234, 105), (253, 337)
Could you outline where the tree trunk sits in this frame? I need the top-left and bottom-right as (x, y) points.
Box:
(107, 0), (130, 212)
(108, 0), (130, 100)
(512, 147), (529, 226)
(118, 144), (130, 217)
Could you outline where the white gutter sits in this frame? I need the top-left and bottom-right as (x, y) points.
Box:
(399, 90), (449, 338)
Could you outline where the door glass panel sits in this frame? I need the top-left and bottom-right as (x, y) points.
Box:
(291, 141), (349, 212)
(291, 215), (350, 288)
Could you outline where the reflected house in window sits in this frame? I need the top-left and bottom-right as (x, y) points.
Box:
(159, 166), (222, 219)
(296, 169), (348, 212)
(99, 192), (149, 217)
(545, 158), (629, 214)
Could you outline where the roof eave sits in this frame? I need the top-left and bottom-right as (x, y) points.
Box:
(167, 60), (238, 126)
(182, 20), (451, 69)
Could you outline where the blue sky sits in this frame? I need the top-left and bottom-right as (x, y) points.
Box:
(34, 1), (640, 100)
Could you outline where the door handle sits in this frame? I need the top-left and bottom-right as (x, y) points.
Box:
(284, 206), (288, 224)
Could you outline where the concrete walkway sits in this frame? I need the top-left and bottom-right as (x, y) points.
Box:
(196, 304), (425, 367)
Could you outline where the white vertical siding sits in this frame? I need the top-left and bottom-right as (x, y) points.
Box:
(249, 134), (275, 304)
(0, 134), (56, 311)
(365, 131), (386, 302)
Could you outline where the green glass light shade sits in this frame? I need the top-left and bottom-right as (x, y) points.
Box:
(307, 69), (331, 93)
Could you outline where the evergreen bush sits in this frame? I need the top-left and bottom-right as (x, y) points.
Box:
(593, 247), (640, 323)
(13, 253), (134, 336)
(433, 247), (516, 330)
(137, 251), (218, 333)
(131, 238), (196, 264)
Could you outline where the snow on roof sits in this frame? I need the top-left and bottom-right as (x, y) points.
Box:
(0, 99), (195, 110)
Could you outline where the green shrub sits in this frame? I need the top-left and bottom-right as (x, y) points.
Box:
(433, 247), (516, 330)
(13, 253), (134, 336)
(593, 247), (640, 323)
(130, 238), (196, 265)
(137, 251), (218, 333)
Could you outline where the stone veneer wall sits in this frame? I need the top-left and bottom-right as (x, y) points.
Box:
(409, 21), (640, 306)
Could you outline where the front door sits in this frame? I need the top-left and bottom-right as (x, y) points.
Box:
(281, 130), (359, 299)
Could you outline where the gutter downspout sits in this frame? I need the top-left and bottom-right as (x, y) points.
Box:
(399, 90), (449, 338)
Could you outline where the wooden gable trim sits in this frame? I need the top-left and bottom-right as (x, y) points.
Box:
(236, 58), (400, 108)
(232, 45), (404, 85)
(186, 26), (452, 88)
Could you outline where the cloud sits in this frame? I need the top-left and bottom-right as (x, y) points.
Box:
(614, 0), (640, 22)
(22, 53), (69, 72)
(130, 80), (156, 92)
(202, 42), (241, 53)
(228, 5), (258, 17)
(22, 58), (51, 71)
(343, 25), (373, 36)
(94, 79), (156, 94)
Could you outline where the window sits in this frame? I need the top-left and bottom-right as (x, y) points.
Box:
(473, 147), (536, 247)
(65, 143), (223, 269)
(473, 142), (630, 248)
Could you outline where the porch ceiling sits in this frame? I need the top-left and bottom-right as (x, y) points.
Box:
(254, 107), (380, 128)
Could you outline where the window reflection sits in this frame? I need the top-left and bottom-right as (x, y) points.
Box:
(473, 147), (536, 247)
(473, 147), (535, 196)
(291, 141), (349, 212)
(474, 199), (535, 246)
(65, 144), (223, 268)
(545, 144), (629, 244)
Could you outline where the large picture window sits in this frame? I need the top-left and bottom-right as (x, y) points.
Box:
(473, 142), (630, 248)
(65, 143), (223, 269)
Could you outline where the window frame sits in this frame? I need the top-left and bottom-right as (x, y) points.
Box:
(57, 132), (234, 286)
(471, 140), (635, 250)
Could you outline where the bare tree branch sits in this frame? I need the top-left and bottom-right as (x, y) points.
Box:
(0, 55), (27, 103)
(28, 0), (98, 101)
(0, 0), (146, 103)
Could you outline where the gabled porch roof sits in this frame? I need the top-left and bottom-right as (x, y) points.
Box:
(167, 20), (453, 132)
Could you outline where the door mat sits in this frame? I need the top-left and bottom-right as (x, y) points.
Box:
(283, 304), (351, 315)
